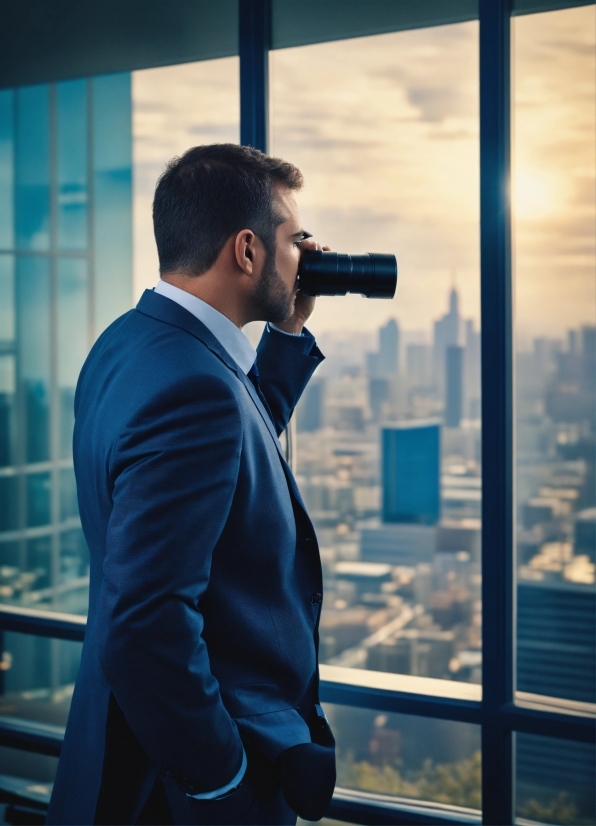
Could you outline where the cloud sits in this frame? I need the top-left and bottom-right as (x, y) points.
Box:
(131, 7), (594, 338)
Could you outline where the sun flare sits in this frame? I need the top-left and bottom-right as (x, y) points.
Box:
(514, 166), (562, 220)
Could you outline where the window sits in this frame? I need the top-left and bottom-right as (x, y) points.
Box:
(513, 4), (596, 707)
(270, 21), (482, 694)
(0, 3), (594, 824)
(0, 77), (132, 626)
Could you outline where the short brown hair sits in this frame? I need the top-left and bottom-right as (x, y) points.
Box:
(153, 144), (303, 276)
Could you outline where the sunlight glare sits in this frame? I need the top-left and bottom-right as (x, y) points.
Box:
(514, 166), (561, 220)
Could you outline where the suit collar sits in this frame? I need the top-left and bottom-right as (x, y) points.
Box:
(136, 289), (286, 460)
(137, 289), (243, 377)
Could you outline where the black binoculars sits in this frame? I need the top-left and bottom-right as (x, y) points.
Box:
(298, 250), (397, 299)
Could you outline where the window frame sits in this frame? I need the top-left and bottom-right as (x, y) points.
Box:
(1, 1), (595, 824)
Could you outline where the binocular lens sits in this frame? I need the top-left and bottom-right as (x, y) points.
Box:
(298, 250), (398, 299)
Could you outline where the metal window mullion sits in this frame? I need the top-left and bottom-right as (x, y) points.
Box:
(87, 77), (96, 347)
(239, 0), (270, 153)
(479, 1), (515, 824)
(48, 83), (62, 619)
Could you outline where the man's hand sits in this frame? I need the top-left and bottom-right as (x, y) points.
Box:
(274, 239), (331, 335)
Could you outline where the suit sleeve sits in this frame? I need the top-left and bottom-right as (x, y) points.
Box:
(256, 325), (325, 436)
(97, 373), (245, 795)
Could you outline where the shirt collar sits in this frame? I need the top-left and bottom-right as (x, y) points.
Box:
(154, 280), (256, 375)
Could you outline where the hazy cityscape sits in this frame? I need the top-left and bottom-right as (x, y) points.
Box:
(293, 291), (595, 699)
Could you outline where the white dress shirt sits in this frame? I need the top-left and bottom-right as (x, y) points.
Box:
(154, 280), (258, 374)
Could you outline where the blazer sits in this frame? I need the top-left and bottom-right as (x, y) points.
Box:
(47, 289), (325, 825)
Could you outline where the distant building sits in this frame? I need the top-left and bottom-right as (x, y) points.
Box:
(433, 287), (464, 390)
(379, 319), (399, 375)
(366, 318), (399, 379)
(445, 345), (463, 427)
(518, 579), (595, 703)
(436, 518), (481, 560)
(581, 325), (596, 393)
(367, 628), (455, 680)
(333, 405), (365, 432)
(575, 508), (596, 562)
(360, 523), (435, 564)
(334, 561), (393, 596)
(368, 377), (390, 421)
(464, 319), (480, 419)
(296, 379), (325, 432)
(406, 343), (432, 387)
(382, 421), (441, 525)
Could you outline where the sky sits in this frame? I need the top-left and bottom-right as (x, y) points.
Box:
(132, 5), (595, 342)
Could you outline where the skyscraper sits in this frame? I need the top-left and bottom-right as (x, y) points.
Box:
(296, 379), (325, 432)
(382, 421), (441, 525)
(517, 579), (595, 703)
(433, 286), (464, 391)
(445, 345), (463, 427)
(379, 318), (399, 375)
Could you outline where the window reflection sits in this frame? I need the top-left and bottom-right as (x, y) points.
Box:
(0, 90), (14, 249)
(15, 85), (50, 251)
(0, 70), (131, 617)
(57, 79), (88, 251)
(0, 254), (16, 467)
(57, 258), (88, 458)
(17, 256), (51, 464)
(26, 473), (51, 528)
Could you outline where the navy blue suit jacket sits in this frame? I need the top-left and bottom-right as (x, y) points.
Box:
(47, 290), (325, 825)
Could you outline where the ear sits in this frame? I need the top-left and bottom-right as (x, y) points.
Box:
(234, 229), (257, 276)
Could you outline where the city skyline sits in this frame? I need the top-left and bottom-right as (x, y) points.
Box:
(132, 5), (594, 340)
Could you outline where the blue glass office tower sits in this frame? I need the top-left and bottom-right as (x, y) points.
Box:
(382, 421), (441, 525)
(0, 75), (132, 614)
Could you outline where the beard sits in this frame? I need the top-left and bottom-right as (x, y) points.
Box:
(252, 250), (296, 323)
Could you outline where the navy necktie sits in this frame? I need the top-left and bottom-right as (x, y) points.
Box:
(247, 362), (274, 423)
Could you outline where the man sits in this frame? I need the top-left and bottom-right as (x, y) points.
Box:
(47, 144), (336, 826)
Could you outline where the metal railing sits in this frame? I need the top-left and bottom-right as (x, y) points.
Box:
(0, 605), (593, 825)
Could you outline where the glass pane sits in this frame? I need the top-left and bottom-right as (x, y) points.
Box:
(92, 73), (133, 336)
(270, 24), (481, 683)
(326, 704), (480, 810)
(516, 733), (595, 825)
(58, 528), (89, 615)
(0, 475), (18, 533)
(0, 88), (14, 250)
(15, 85), (50, 251)
(0, 746), (58, 786)
(1, 631), (81, 729)
(26, 472), (51, 528)
(513, 5), (596, 704)
(0, 254), (16, 467)
(57, 79), (88, 251)
(16, 256), (51, 464)
(57, 258), (88, 458)
(132, 56), (240, 298)
(59, 467), (78, 521)
(25, 535), (52, 591)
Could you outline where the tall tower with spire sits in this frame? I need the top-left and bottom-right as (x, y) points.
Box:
(433, 283), (464, 391)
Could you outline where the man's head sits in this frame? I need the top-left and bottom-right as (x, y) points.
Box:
(154, 142), (303, 265)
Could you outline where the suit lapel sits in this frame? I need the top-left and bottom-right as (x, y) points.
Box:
(136, 290), (287, 463)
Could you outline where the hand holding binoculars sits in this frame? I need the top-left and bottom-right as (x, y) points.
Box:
(298, 250), (397, 299)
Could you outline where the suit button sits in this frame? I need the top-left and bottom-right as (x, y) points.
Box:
(311, 592), (322, 604)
